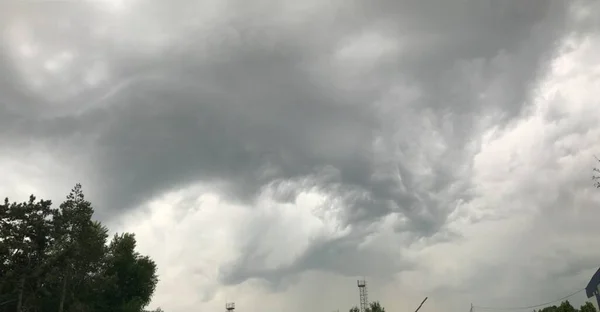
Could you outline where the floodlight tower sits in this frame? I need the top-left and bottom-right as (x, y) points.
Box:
(226, 302), (235, 312)
(357, 279), (368, 312)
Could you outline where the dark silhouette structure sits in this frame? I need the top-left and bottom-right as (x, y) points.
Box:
(226, 302), (235, 312)
(357, 280), (368, 312)
(586, 267), (600, 307)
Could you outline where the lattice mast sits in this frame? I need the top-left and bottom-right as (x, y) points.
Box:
(357, 279), (368, 312)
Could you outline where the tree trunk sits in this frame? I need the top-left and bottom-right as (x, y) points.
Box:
(0, 276), (5, 297)
(16, 276), (25, 312)
(57, 272), (68, 312)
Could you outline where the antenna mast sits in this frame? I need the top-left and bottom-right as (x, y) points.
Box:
(357, 279), (368, 312)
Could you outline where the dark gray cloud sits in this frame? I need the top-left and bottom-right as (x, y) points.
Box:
(0, 0), (576, 293)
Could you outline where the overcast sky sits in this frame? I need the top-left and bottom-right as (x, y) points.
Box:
(1, 0), (600, 311)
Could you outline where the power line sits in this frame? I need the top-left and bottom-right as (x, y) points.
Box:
(473, 288), (585, 311)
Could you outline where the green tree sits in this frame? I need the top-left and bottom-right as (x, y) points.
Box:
(366, 301), (385, 312)
(538, 305), (558, 312)
(0, 196), (54, 312)
(580, 302), (597, 312)
(101, 233), (158, 312)
(349, 302), (386, 312)
(536, 301), (597, 312)
(52, 184), (107, 312)
(0, 198), (17, 308)
(557, 300), (577, 312)
(0, 185), (159, 312)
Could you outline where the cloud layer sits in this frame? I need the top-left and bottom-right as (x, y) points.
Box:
(1, 0), (600, 312)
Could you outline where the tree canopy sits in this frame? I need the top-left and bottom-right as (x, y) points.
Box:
(349, 301), (385, 312)
(0, 184), (158, 312)
(533, 300), (596, 312)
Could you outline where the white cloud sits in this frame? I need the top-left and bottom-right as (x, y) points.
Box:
(113, 181), (354, 310)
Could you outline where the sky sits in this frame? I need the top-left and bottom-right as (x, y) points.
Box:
(1, 0), (600, 312)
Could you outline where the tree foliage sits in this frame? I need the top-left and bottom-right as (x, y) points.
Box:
(534, 300), (597, 312)
(349, 301), (385, 312)
(0, 184), (159, 312)
(367, 301), (385, 312)
(580, 302), (596, 312)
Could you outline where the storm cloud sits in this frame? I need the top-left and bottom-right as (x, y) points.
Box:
(1, 0), (600, 311)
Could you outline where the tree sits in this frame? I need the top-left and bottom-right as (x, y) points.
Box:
(538, 305), (559, 312)
(557, 300), (577, 312)
(366, 301), (385, 312)
(100, 233), (158, 312)
(536, 301), (597, 312)
(0, 196), (54, 312)
(52, 184), (106, 312)
(0, 185), (159, 312)
(0, 198), (13, 297)
(349, 302), (386, 312)
(580, 302), (597, 312)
